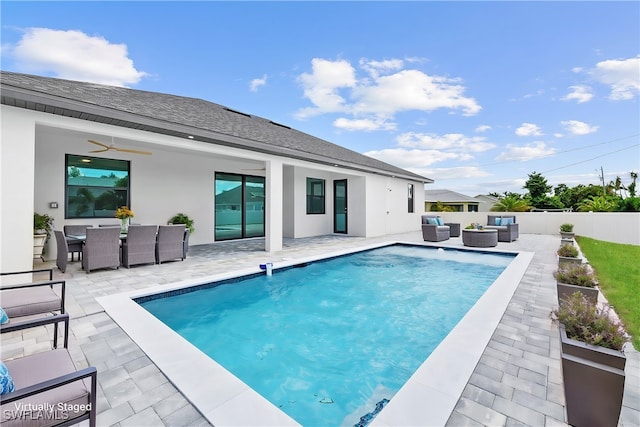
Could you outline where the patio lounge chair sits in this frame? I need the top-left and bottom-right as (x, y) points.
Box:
(156, 224), (186, 264)
(0, 269), (65, 348)
(0, 314), (97, 427)
(82, 227), (121, 273)
(485, 215), (519, 242)
(421, 215), (450, 242)
(63, 225), (93, 261)
(122, 225), (158, 268)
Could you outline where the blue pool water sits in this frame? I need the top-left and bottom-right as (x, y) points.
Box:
(139, 244), (513, 426)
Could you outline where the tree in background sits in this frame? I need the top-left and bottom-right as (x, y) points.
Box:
(578, 195), (617, 212)
(490, 194), (532, 212)
(524, 171), (564, 209)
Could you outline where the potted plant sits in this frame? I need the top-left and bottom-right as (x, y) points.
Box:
(168, 213), (195, 234)
(557, 243), (581, 266)
(554, 264), (598, 304)
(551, 292), (627, 427)
(33, 212), (54, 259)
(560, 223), (575, 239)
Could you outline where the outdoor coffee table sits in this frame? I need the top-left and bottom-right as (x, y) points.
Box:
(462, 229), (498, 247)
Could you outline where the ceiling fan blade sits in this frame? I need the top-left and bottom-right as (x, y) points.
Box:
(88, 139), (109, 148)
(115, 147), (153, 155)
(89, 149), (109, 153)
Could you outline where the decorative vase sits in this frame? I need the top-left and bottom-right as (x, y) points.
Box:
(120, 217), (130, 233)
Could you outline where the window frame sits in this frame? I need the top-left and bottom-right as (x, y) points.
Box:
(306, 178), (326, 214)
(65, 154), (131, 219)
(408, 183), (415, 213)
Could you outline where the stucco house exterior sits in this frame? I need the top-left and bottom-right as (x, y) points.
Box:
(1, 71), (432, 272)
(424, 189), (479, 212)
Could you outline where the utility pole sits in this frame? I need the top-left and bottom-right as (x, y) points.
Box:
(599, 166), (606, 195)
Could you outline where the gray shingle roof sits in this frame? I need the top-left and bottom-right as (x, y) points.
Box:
(424, 189), (478, 203)
(1, 71), (432, 182)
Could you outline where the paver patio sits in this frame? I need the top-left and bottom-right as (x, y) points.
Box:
(2, 231), (638, 426)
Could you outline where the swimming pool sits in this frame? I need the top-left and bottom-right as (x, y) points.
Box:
(98, 241), (533, 426)
(138, 245), (513, 426)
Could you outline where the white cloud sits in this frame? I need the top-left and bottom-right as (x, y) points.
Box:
(560, 120), (598, 135)
(296, 58), (356, 118)
(11, 27), (147, 87)
(359, 58), (404, 78)
(590, 55), (640, 100)
(363, 148), (460, 168)
(250, 74), (267, 92)
(562, 85), (593, 103)
(333, 117), (396, 131)
(295, 57), (481, 129)
(496, 141), (556, 162)
(423, 166), (491, 180)
(396, 132), (495, 153)
(475, 125), (492, 133)
(515, 123), (543, 137)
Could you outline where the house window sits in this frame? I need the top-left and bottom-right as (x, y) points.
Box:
(306, 178), (325, 214)
(408, 184), (415, 213)
(65, 154), (130, 218)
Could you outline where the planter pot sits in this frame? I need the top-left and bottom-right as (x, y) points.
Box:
(558, 255), (582, 266)
(33, 234), (47, 260)
(557, 282), (598, 305)
(560, 231), (575, 239)
(559, 325), (625, 427)
(560, 238), (574, 246)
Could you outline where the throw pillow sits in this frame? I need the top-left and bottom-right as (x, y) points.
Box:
(502, 218), (514, 225)
(436, 217), (444, 226)
(0, 308), (8, 325)
(494, 218), (502, 226)
(0, 361), (15, 395)
(426, 218), (438, 225)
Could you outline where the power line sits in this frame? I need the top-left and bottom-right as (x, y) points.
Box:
(540, 143), (639, 173)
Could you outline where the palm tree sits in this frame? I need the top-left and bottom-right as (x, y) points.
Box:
(578, 195), (616, 212)
(490, 195), (532, 212)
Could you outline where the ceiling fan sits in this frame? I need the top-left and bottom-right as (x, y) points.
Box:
(87, 139), (152, 155)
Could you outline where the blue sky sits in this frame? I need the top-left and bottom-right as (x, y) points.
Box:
(2, 1), (639, 196)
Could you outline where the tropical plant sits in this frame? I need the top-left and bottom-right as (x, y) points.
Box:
(557, 244), (579, 258)
(554, 264), (597, 288)
(490, 194), (532, 212)
(33, 212), (54, 236)
(551, 292), (627, 350)
(578, 195), (617, 212)
(168, 213), (195, 234)
(431, 201), (456, 212)
(560, 223), (574, 233)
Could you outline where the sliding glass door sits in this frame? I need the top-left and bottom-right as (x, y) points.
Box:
(215, 173), (265, 241)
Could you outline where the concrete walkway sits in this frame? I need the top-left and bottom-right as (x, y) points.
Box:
(2, 232), (638, 426)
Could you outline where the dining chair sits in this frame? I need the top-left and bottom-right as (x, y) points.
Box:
(82, 227), (121, 273)
(156, 224), (186, 264)
(122, 225), (158, 268)
(63, 224), (93, 261)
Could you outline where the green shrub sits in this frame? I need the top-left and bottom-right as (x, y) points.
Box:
(552, 292), (627, 350)
(560, 223), (574, 232)
(557, 244), (579, 258)
(554, 264), (597, 288)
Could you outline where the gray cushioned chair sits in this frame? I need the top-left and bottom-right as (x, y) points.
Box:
(63, 224), (93, 261)
(122, 225), (158, 268)
(54, 230), (69, 273)
(82, 227), (121, 273)
(0, 314), (97, 427)
(485, 215), (519, 242)
(0, 268), (65, 348)
(421, 215), (450, 242)
(156, 224), (186, 264)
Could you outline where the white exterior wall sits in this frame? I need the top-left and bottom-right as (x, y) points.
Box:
(437, 211), (640, 245)
(1, 107), (36, 272)
(1, 105), (429, 270)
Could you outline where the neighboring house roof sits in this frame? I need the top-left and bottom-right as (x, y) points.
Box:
(424, 189), (479, 203)
(474, 194), (499, 202)
(1, 71), (432, 183)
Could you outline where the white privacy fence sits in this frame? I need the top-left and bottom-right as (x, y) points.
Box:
(435, 212), (640, 246)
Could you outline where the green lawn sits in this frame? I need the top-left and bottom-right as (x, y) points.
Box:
(576, 236), (640, 350)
